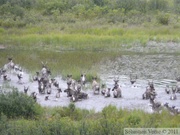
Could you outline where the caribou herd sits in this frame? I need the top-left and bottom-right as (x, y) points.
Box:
(0, 58), (180, 115)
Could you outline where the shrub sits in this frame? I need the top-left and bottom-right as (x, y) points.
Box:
(51, 103), (87, 121)
(0, 88), (43, 119)
(156, 12), (170, 25)
(0, 113), (8, 135)
(127, 115), (141, 127)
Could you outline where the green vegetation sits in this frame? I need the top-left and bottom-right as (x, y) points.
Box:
(0, 89), (43, 119)
(0, 0), (180, 78)
(0, 1), (180, 134)
(0, 104), (180, 135)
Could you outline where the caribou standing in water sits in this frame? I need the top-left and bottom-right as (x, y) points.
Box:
(101, 84), (106, 95)
(171, 106), (180, 115)
(33, 72), (41, 82)
(164, 103), (180, 115)
(170, 87), (177, 100)
(56, 88), (62, 98)
(165, 85), (171, 94)
(70, 90), (88, 102)
(92, 77), (100, 94)
(130, 74), (137, 85)
(24, 86), (29, 94)
(105, 88), (111, 98)
(38, 80), (45, 94)
(142, 81), (156, 100)
(112, 84), (122, 98)
(51, 78), (60, 89)
(112, 77), (121, 98)
(67, 74), (76, 90)
(6, 58), (15, 72)
(64, 81), (76, 97)
(149, 95), (163, 113)
(17, 69), (23, 84)
(80, 73), (86, 87)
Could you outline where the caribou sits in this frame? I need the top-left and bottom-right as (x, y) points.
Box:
(130, 74), (137, 85)
(3, 74), (11, 81)
(51, 78), (60, 89)
(101, 84), (106, 95)
(76, 80), (82, 93)
(111, 77), (122, 98)
(92, 77), (100, 94)
(149, 95), (163, 113)
(45, 96), (49, 101)
(165, 85), (170, 94)
(142, 81), (156, 100)
(170, 87), (177, 100)
(171, 106), (180, 115)
(164, 103), (180, 115)
(112, 84), (122, 98)
(67, 74), (76, 90)
(17, 69), (23, 84)
(64, 81), (76, 97)
(24, 86), (29, 94)
(105, 88), (111, 98)
(80, 73), (86, 87)
(38, 80), (45, 94)
(56, 88), (62, 98)
(33, 72), (41, 81)
(7, 57), (15, 72)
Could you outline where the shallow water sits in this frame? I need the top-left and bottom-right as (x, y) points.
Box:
(0, 42), (180, 112)
(0, 69), (179, 113)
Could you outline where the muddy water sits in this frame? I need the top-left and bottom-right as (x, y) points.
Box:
(0, 42), (180, 112)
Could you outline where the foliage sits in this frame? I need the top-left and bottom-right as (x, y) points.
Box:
(156, 12), (170, 25)
(174, 0), (180, 13)
(0, 89), (43, 119)
(148, 0), (169, 11)
(0, 0), (178, 28)
(0, 105), (179, 135)
(0, 0), (36, 8)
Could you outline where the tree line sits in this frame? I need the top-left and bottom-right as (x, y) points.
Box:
(0, 0), (180, 28)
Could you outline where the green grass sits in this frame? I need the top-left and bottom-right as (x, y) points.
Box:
(1, 23), (180, 51)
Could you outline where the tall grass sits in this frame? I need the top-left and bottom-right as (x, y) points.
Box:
(1, 23), (180, 51)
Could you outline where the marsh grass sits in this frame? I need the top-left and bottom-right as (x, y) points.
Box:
(1, 22), (180, 50)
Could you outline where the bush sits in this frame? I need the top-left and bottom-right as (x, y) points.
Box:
(0, 89), (43, 119)
(51, 103), (91, 121)
(156, 12), (170, 25)
(127, 115), (141, 126)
